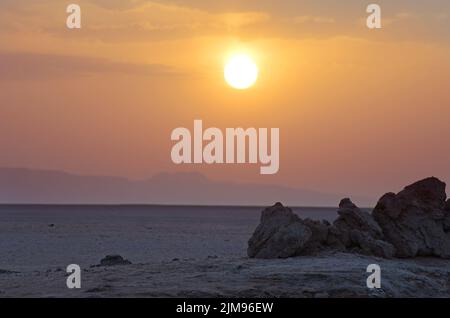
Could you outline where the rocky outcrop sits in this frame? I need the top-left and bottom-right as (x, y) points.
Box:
(248, 177), (450, 259)
(333, 198), (396, 258)
(334, 198), (382, 241)
(99, 255), (132, 267)
(348, 231), (396, 259)
(372, 177), (450, 258)
(444, 200), (450, 232)
(248, 199), (395, 259)
(247, 203), (312, 259)
(445, 199), (450, 213)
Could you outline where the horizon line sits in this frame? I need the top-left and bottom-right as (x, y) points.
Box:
(0, 203), (374, 209)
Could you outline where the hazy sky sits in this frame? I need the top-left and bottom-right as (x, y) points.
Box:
(0, 0), (450, 199)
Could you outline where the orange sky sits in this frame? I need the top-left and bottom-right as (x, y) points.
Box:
(0, 0), (450, 200)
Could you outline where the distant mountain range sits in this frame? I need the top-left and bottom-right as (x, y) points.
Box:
(0, 168), (373, 207)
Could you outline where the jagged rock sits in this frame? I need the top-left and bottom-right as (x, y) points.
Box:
(349, 231), (396, 258)
(373, 177), (450, 258)
(248, 203), (312, 258)
(326, 225), (347, 250)
(248, 201), (390, 259)
(301, 219), (329, 253)
(99, 255), (132, 267)
(444, 199), (450, 232)
(445, 200), (450, 232)
(334, 198), (383, 241)
(248, 201), (393, 259)
(249, 178), (450, 260)
(332, 198), (396, 257)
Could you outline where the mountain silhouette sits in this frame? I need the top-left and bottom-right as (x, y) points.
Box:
(0, 167), (372, 206)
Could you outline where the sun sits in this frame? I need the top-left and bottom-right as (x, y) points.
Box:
(224, 54), (259, 90)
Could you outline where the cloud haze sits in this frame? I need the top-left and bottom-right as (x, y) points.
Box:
(0, 1), (449, 202)
(0, 52), (181, 81)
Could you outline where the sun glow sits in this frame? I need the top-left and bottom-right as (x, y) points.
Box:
(224, 54), (259, 90)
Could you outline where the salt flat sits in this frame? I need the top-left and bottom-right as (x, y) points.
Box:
(1, 253), (449, 298)
(0, 205), (336, 271)
(1, 205), (448, 298)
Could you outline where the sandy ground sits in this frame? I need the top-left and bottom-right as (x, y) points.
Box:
(1, 252), (449, 298)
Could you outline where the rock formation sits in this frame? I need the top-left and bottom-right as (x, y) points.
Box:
(98, 255), (132, 267)
(445, 199), (450, 232)
(248, 177), (450, 259)
(334, 198), (396, 258)
(247, 199), (395, 259)
(372, 177), (450, 258)
(247, 203), (312, 259)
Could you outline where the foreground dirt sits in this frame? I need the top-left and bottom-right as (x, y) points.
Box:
(1, 252), (449, 298)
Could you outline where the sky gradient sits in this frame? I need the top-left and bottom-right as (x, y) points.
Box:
(1, 0), (450, 202)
